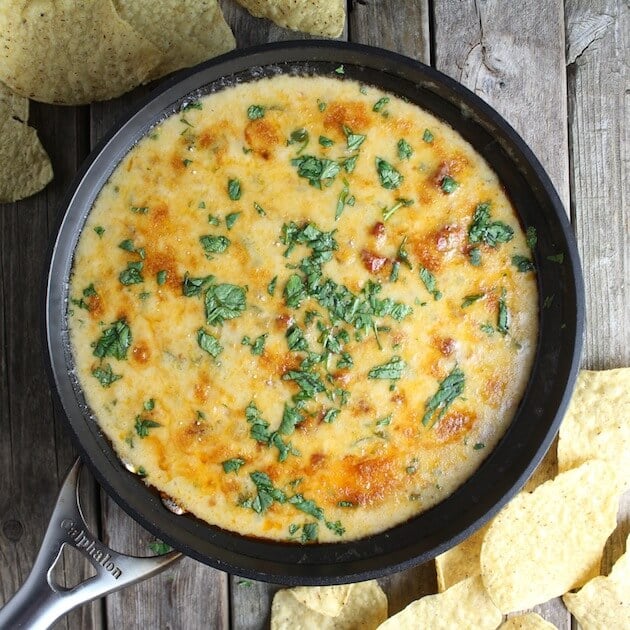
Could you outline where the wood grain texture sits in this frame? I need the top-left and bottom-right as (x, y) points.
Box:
(565, 0), (630, 583)
(433, 0), (570, 210)
(432, 1), (570, 627)
(0, 101), (103, 630)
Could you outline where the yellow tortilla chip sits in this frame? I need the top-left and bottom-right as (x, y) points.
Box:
(271, 580), (386, 630)
(0, 80), (28, 121)
(499, 612), (558, 629)
(563, 533), (629, 630)
(377, 576), (501, 630)
(558, 368), (630, 490)
(0, 104), (53, 202)
(289, 585), (351, 617)
(112, 0), (235, 78)
(235, 0), (345, 37)
(0, 0), (161, 104)
(436, 445), (557, 592)
(480, 460), (622, 613)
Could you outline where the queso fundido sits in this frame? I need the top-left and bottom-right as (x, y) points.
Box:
(68, 75), (538, 543)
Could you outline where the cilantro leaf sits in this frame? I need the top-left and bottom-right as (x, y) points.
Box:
(205, 283), (247, 325)
(286, 324), (309, 351)
(254, 202), (266, 216)
(134, 416), (161, 438)
(289, 494), (324, 520)
(319, 135), (334, 147)
(288, 128), (309, 154)
(282, 370), (326, 399)
(422, 128), (434, 143)
(182, 273), (214, 297)
(119, 261), (144, 285)
(225, 212), (241, 230)
(526, 226), (538, 249)
(497, 289), (509, 335)
(200, 234), (230, 255)
(375, 157), (403, 189)
(247, 105), (265, 120)
(284, 274), (307, 308)
(267, 275), (277, 296)
(512, 255), (535, 272)
(156, 270), (167, 285)
(368, 356), (406, 381)
(148, 540), (172, 555)
(91, 364), (122, 388)
(325, 520), (345, 536)
(461, 293), (484, 307)
(418, 265), (442, 300)
(197, 328), (223, 358)
(468, 202), (514, 248)
(382, 197), (413, 221)
(440, 175), (459, 193)
(422, 366), (465, 427)
(278, 404), (304, 435)
(93, 320), (132, 360)
(301, 522), (318, 542)
(222, 458), (245, 474)
(244, 471), (287, 514)
(397, 138), (413, 160)
(343, 125), (366, 152)
(228, 178), (242, 200)
(373, 97), (390, 113)
(291, 155), (340, 188)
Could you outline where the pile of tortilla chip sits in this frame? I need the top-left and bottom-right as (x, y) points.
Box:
(271, 369), (629, 629)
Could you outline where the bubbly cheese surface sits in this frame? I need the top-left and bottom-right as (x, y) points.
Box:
(68, 75), (538, 543)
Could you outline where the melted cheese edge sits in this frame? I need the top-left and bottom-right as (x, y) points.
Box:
(68, 75), (538, 543)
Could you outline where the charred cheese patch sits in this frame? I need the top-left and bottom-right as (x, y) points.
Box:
(68, 76), (538, 543)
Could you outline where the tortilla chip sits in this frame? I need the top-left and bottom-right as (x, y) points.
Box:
(112, 0), (235, 78)
(0, 80), (28, 121)
(499, 613), (558, 629)
(0, 0), (161, 104)
(271, 580), (386, 630)
(480, 460), (622, 613)
(289, 585), (351, 617)
(558, 368), (630, 490)
(436, 445), (557, 592)
(0, 104), (53, 202)
(377, 576), (501, 630)
(563, 533), (629, 630)
(235, 0), (345, 37)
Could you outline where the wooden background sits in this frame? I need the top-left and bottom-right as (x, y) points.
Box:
(0, 0), (627, 628)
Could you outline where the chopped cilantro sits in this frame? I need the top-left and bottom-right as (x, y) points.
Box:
(469, 247), (481, 266)
(91, 364), (122, 388)
(144, 399), (155, 411)
(119, 261), (143, 285)
(326, 520), (345, 536)
(397, 138), (413, 160)
(526, 226), (538, 249)
(468, 202), (514, 248)
(93, 320), (131, 360)
(227, 178), (242, 201)
(335, 179), (355, 220)
(182, 159), (193, 168)
(543, 294), (554, 309)
(267, 275), (278, 296)
(497, 289), (509, 335)
(473, 442), (486, 450)
(373, 97), (390, 113)
(440, 176), (459, 193)
(198, 328), (223, 358)
(480, 323), (494, 335)
(390, 261), (400, 282)
(318, 100), (327, 112)
(135, 416), (161, 438)
(422, 128), (434, 143)
(241, 471), (287, 514)
(148, 540), (172, 555)
(422, 366), (465, 427)
(222, 458), (245, 473)
(225, 212), (241, 230)
(94, 225), (105, 237)
(205, 283), (247, 325)
(323, 408), (340, 423)
(301, 522), (318, 542)
(284, 274), (307, 308)
(118, 239), (144, 258)
(375, 157), (403, 189)
(288, 128), (309, 154)
(461, 293), (484, 308)
(200, 234), (230, 254)
(319, 135), (334, 147)
(208, 214), (220, 226)
(337, 352), (353, 369)
(286, 325), (308, 351)
(130, 206), (148, 214)
(396, 236), (412, 269)
(283, 369), (326, 399)
(547, 253), (564, 264)
(254, 202), (266, 216)
(242, 333), (267, 356)
(368, 356), (406, 381)
(382, 197), (413, 221)
(156, 270), (167, 285)
(278, 404), (304, 435)
(291, 155), (340, 188)
(376, 414), (392, 427)
(342, 155), (358, 173)
(338, 501), (354, 508)
(182, 273), (213, 297)
(418, 265), (442, 300)
(512, 255), (535, 272)
(343, 125), (366, 152)
(182, 101), (202, 111)
(289, 494), (324, 520)
(247, 105), (265, 120)
(334, 65), (345, 75)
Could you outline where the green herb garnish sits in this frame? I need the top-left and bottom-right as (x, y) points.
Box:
(382, 197), (413, 221)
(334, 65), (345, 75)
(323, 408), (340, 423)
(242, 333), (267, 356)
(94, 226), (105, 237)
(301, 522), (318, 542)
(240, 471), (287, 514)
(198, 328), (223, 358)
(292, 155), (340, 188)
(461, 293), (484, 307)
(343, 125), (366, 152)
(267, 275), (278, 296)
(289, 494), (324, 520)
(247, 105), (265, 120)
(228, 178), (242, 200)
(373, 97), (390, 113)
(335, 179), (355, 220)
(319, 135), (334, 147)
(397, 138), (413, 160)
(288, 128), (309, 154)
(135, 416), (161, 438)
(182, 273), (213, 297)
(512, 255), (535, 272)
(418, 265), (442, 300)
(205, 283), (247, 325)
(497, 289), (509, 335)
(119, 261), (144, 285)
(422, 129), (434, 143)
(222, 458), (245, 474)
(92, 364), (122, 388)
(526, 226), (538, 249)
(547, 253), (564, 264)
(93, 320), (132, 360)
(225, 212), (241, 230)
(468, 202), (514, 248)
(368, 356), (406, 381)
(440, 176), (459, 193)
(375, 157), (403, 189)
(422, 366), (465, 427)
(148, 540), (172, 555)
(200, 234), (230, 254)
(156, 270), (167, 285)
(254, 202), (266, 216)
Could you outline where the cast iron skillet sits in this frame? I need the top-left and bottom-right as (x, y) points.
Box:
(32, 41), (587, 600)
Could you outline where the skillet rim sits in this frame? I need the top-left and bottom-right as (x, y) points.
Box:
(43, 39), (584, 585)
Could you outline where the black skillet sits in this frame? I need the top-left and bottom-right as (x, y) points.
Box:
(0, 41), (584, 627)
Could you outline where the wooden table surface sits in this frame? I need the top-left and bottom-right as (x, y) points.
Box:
(1, 1), (627, 628)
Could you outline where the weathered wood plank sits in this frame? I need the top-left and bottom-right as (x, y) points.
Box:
(432, 1), (570, 627)
(565, 0), (630, 581)
(0, 101), (103, 630)
(348, 0), (439, 615)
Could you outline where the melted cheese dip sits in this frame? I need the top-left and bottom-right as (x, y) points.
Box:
(68, 75), (538, 543)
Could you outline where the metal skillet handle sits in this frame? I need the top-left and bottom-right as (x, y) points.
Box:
(0, 460), (181, 630)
